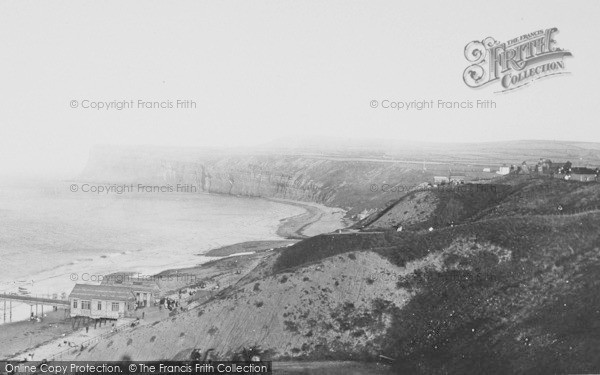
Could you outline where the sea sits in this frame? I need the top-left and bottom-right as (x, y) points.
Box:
(0, 180), (305, 324)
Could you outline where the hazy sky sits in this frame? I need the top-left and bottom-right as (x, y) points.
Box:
(1, 0), (599, 176)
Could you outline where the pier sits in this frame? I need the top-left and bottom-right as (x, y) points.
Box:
(0, 293), (70, 323)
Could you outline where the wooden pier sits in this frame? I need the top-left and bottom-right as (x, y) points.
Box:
(0, 293), (70, 323)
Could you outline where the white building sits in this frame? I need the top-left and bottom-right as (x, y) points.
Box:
(101, 276), (161, 308)
(69, 284), (135, 320)
(497, 166), (510, 175)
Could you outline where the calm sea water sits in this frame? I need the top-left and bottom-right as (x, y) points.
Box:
(0, 180), (304, 323)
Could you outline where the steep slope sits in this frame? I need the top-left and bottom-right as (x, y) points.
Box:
(65, 172), (600, 374)
(274, 209), (600, 373)
(359, 183), (511, 231)
(360, 176), (600, 232)
(68, 251), (411, 361)
(383, 213), (600, 374)
(71, 209), (600, 374)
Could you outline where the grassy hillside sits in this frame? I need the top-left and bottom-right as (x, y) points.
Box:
(360, 184), (511, 231)
(273, 232), (389, 273)
(268, 177), (600, 373)
(359, 176), (600, 231)
(382, 213), (600, 374)
(70, 175), (600, 374)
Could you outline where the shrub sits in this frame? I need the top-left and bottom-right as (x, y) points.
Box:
(284, 320), (300, 333)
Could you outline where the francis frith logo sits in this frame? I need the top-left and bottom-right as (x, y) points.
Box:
(463, 28), (572, 92)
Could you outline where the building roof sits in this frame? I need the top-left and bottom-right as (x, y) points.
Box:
(100, 275), (161, 293)
(129, 283), (160, 292)
(69, 284), (135, 302)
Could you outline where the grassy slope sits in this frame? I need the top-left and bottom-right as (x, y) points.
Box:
(275, 179), (600, 274)
(275, 215), (600, 373)
(77, 176), (600, 373)
(384, 213), (600, 374)
(360, 176), (600, 231)
(357, 182), (514, 231)
(70, 250), (412, 363)
(272, 177), (600, 373)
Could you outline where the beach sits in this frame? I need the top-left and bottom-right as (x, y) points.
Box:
(204, 198), (348, 257)
(0, 183), (347, 359)
(0, 309), (72, 360)
(272, 198), (349, 239)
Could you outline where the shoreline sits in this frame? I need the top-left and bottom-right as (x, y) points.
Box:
(267, 197), (348, 239)
(273, 200), (325, 239)
(203, 197), (349, 257)
(58, 181), (346, 243)
(203, 240), (297, 257)
(0, 193), (347, 359)
(192, 191), (349, 240)
(0, 309), (72, 360)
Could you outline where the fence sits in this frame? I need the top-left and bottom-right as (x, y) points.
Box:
(45, 320), (133, 361)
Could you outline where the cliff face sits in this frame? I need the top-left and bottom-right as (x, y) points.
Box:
(81, 146), (435, 216)
(201, 156), (336, 204)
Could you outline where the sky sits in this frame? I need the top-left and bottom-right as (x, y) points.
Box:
(0, 0), (599, 176)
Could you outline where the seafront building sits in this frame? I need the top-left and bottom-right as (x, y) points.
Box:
(69, 284), (136, 319)
(100, 276), (161, 308)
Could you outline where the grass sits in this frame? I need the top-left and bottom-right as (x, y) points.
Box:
(381, 213), (600, 374)
(472, 176), (600, 219)
(415, 184), (512, 229)
(362, 176), (600, 232)
(268, 175), (600, 372)
(274, 207), (591, 273)
(273, 232), (390, 273)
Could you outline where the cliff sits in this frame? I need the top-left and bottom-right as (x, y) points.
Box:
(80, 142), (600, 218)
(80, 145), (440, 217)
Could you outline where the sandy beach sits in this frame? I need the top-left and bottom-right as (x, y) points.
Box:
(271, 198), (348, 239)
(203, 240), (296, 257)
(204, 198), (348, 257)
(0, 309), (72, 360)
